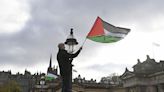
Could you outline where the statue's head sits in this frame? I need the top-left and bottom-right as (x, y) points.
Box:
(58, 43), (65, 50)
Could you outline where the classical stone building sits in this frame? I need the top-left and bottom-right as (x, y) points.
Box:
(121, 55), (164, 92)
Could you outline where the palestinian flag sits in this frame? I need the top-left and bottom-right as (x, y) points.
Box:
(45, 73), (58, 81)
(87, 17), (130, 43)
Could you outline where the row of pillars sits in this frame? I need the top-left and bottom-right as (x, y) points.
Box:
(127, 84), (164, 92)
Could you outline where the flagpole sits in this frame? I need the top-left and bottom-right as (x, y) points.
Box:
(81, 37), (87, 47)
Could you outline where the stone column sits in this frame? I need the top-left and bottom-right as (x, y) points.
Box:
(136, 86), (141, 92)
(158, 84), (164, 92)
(125, 87), (129, 92)
(146, 85), (157, 92)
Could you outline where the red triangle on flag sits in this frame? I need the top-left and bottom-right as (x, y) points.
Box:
(87, 17), (105, 37)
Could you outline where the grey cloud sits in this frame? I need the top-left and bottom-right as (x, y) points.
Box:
(1, 0), (164, 71)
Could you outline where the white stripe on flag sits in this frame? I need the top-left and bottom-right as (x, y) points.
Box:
(104, 29), (126, 38)
(46, 73), (58, 79)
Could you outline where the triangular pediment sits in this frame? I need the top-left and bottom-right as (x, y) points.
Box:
(120, 68), (134, 79)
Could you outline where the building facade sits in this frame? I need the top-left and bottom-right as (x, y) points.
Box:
(1, 55), (164, 92)
(0, 70), (39, 92)
(121, 55), (164, 92)
(0, 56), (59, 92)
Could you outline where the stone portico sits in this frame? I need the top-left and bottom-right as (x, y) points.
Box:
(121, 55), (164, 92)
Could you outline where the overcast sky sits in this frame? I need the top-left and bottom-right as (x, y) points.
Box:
(0, 0), (164, 81)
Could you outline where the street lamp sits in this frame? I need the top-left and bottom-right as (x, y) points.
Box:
(64, 28), (78, 91)
(65, 28), (78, 53)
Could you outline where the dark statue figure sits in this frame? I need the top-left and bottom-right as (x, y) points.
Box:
(57, 43), (82, 92)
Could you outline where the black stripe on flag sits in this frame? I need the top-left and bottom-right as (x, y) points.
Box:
(102, 20), (130, 34)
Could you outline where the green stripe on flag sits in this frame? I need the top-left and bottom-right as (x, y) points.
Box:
(46, 77), (54, 81)
(45, 73), (58, 81)
(87, 36), (121, 43)
(45, 76), (55, 81)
